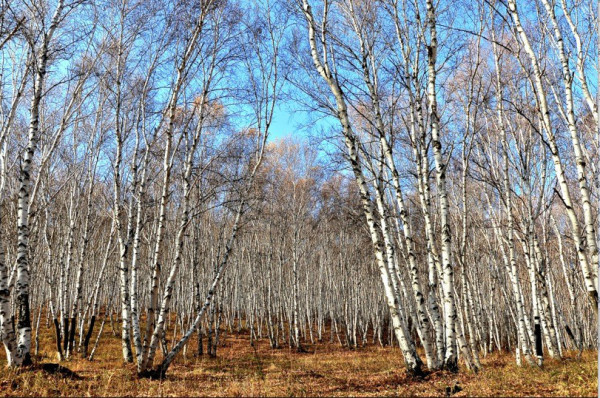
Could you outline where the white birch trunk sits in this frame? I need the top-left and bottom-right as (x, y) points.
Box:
(14, 0), (66, 365)
(539, 0), (598, 281)
(425, 0), (457, 371)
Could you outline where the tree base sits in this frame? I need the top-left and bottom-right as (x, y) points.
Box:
(138, 368), (167, 380)
(39, 363), (82, 380)
(443, 358), (459, 373)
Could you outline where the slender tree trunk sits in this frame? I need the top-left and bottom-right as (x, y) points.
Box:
(426, 0), (457, 372)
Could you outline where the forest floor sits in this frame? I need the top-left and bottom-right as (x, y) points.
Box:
(0, 322), (596, 396)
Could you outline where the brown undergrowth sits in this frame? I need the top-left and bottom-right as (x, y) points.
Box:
(0, 322), (595, 397)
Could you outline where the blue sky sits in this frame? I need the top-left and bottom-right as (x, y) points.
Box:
(267, 106), (300, 141)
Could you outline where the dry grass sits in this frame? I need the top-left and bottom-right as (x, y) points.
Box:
(0, 322), (595, 397)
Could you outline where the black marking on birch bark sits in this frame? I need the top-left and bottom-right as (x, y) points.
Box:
(62, 317), (69, 352)
(68, 316), (76, 354)
(82, 315), (95, 358)
(54, 318), (63, 359)
(534, 323), (543, 357)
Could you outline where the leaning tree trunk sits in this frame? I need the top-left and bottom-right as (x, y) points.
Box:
(539, 0), (598, 276)
(300, 0), (423, 375)
(358, 35), (438, 368)
(506, 0), (598, 309)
